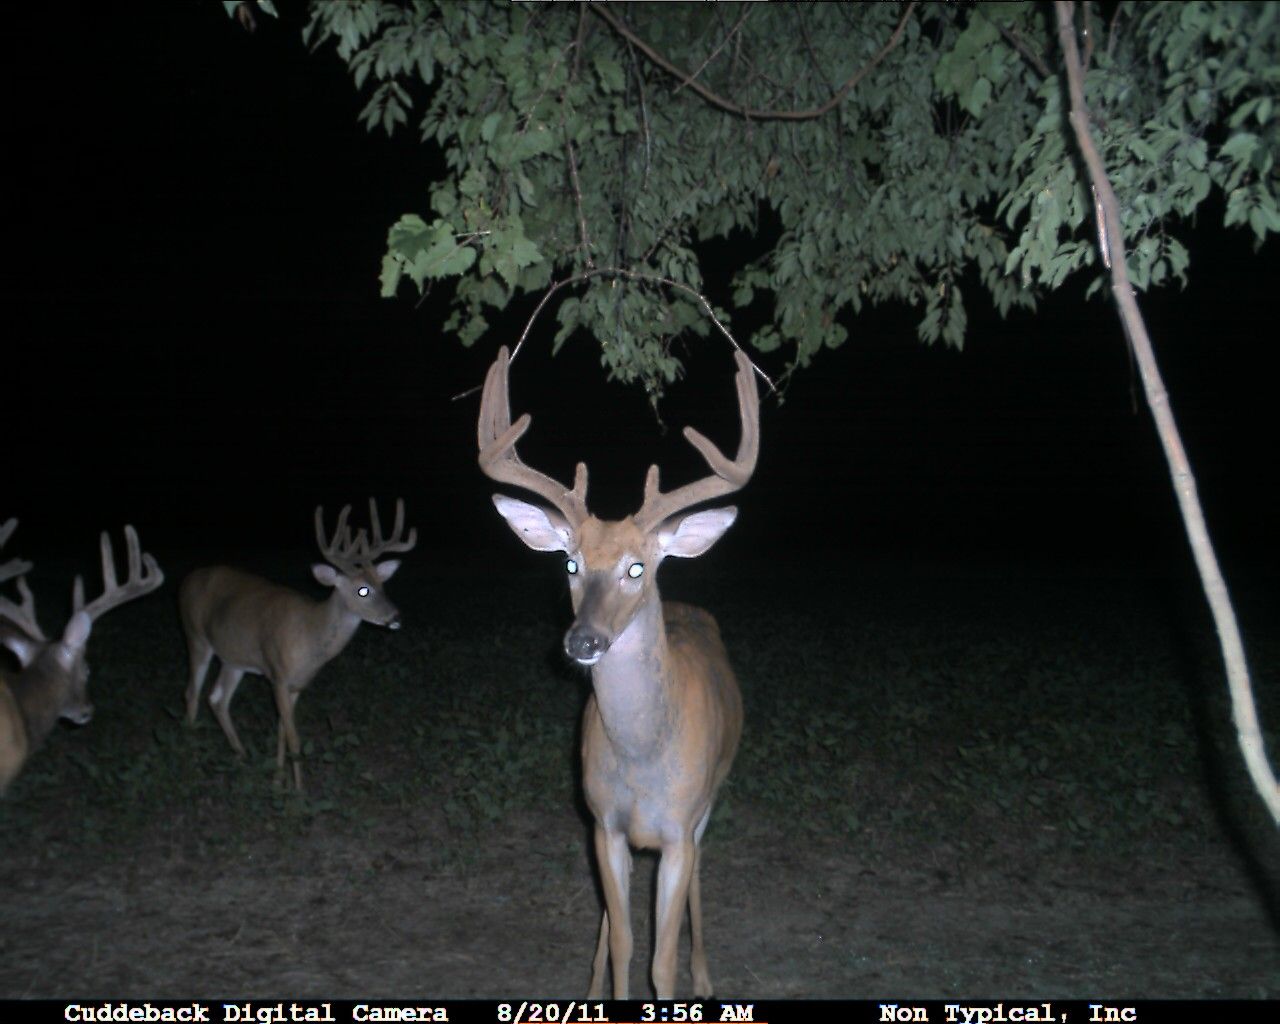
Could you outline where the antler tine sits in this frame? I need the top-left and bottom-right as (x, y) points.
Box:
(1, 518), (32, 587)
(0, 519), (47, 641)
(477, 346), (589, 527)
(77, 525), (165, 623)
(315, 504), (364, 574)
(634, 350), (760, 530)
(0, 557), (33, 588)
(365, 497), (418, 559)
(368, 497), (382, 550)
(2, 576), (48, 641)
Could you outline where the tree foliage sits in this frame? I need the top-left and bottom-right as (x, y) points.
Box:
(283, 1), (1279, 393)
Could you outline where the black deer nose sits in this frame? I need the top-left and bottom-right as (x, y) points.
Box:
(564, 627), (607, 664)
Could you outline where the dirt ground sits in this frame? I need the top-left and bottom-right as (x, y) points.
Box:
(3, 564), (1279, 1000)
(2, 799), (1277, 1000)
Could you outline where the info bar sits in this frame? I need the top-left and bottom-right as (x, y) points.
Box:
(6, 1000), (1274, 1024)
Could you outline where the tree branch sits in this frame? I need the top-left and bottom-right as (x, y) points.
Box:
(1055, 0), (1280, 827)
(589, 2), (917, 122)
(993, 18), (1051, 79)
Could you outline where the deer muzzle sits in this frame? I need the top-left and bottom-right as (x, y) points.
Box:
(564, 625), (608, 665)
(564, 573), (618, 666)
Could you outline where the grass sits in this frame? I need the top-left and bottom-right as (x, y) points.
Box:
(2, 555), (1277, 880)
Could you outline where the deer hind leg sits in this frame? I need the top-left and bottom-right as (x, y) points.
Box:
(273, 685), (304, 792)
(183, 638), (214, 724)
(592, 824), (633, 998)
(208, 665), (247, 757)
(689, 807), (713, 996)
(653, 836), (696, 999)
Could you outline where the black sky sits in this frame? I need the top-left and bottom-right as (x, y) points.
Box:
(4, 2), (1278, 587)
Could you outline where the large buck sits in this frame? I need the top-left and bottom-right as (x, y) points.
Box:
(477, 346), (758, 998)
(179, 499), (416, 792)
(1, 518), (165, 794)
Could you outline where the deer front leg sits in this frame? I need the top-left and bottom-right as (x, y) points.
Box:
(688, 841), (711, 997)
(588, 909), (611, 998)
(274, 684), (304, 792)
(653, 836), (696, 998)
(689, 806), (713, 996)
(592, 824), (633, 998)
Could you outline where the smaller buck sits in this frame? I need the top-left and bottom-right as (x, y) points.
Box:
(1, 518), (165, 794)
(180, 499), (416, 791)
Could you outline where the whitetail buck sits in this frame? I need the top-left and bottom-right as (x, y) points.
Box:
(179, 499), (416, 792)
(478, 346), (758, 998)
(1, 518), (165, 794)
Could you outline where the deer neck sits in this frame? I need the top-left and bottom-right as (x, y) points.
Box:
(310, 591), (364, 665)
(7, 662), (66, 752)
(589, 593), (676, 758)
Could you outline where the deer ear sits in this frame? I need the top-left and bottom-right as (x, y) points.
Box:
(1, 630), (38, 668)
(52, 611), (92, 670)
(658, 507), (738, 559)
(492, 495), (575, 553)
(374, 559), (400, 582)
(62, 611), (92, 650)
(312, 564), (339, 587)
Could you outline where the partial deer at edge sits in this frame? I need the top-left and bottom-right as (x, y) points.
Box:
(1, 518), (165, 794)
(179, 499), (416, 792)
(477, 347), (758, 998)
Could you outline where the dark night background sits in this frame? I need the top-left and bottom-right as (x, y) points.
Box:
(4, 1), (1278, 610)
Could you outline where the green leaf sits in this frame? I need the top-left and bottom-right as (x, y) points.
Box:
(379, 252), (403, 298)
(593, 55), (625, 94)
(1219, 132), (1259, 163)
(965, 76), (993, 118)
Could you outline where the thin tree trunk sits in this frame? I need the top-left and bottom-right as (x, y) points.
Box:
(1054, 0), (1280, 825)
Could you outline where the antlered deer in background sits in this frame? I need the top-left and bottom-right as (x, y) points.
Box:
(1, 518), (165, 794)
(179, 499), (416, 792)
(477, 347), (759, 998)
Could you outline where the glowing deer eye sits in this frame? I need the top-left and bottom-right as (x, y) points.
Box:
(628, 562), (644, 579)
(357, 585), (371, 598)
(566, 559), (579, 575)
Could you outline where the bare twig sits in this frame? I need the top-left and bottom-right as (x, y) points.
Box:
(565, 133), (595, 269)
(517, 40), (575, 136)
(451, 266), (776, 402)
(1105, 3), (1124, 60)
(590, 2), (917, 122)
(563, 8), (595, 269)
(572, 2), (588, 80)
(797, 4), (837, 95)
(672, 4), (753, 97)
(234, 2), (257, 34)
(1056, 0), (1280, 826)
(619, 29), (653, 189)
